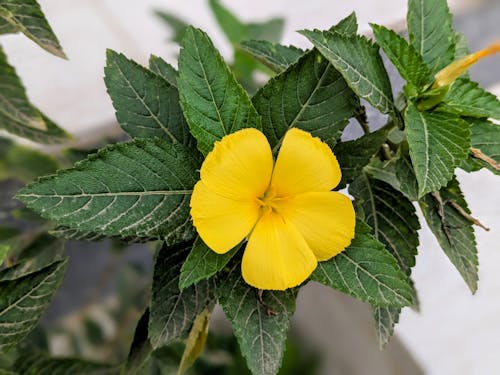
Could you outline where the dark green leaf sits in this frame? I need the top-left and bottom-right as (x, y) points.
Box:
(178, 27), (261, 155)
(149, 55), (178, 87)
(149, 242), (214, 349)
(0, 17), (16, 34)
(330, 12), (358, 36)
(154, 10), (188, 45)
(208, 0), (247, 45)
(104, 50), (192, 145)
(217, 260), (296, 375)
(253, 49), (358, 150)
(124, 308), (153, 375)
(407, 0), (455, 73)
(17, 139), (199, 243)
(14, 351), (117, 375)
(405, 103), (470, 197)
(419, 178), (478, 292)
(0, 0), (65, 58)
(311, 221), (414, 307)
(240, 40), (304, 73)
(468, 119), (500, 175)
(394, 152), (420, 201)
(0, 259), (67, 350)
(371, 24), (431, 90)
(372, 306), (401, 349)
(300, 29), (395, 115)
(334, 126), (388, 188)
(437, 78), (500, 120)
(179, 236), (240, 290)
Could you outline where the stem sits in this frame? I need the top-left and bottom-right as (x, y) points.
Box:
(449, 200), (490, 231)
(355, 106), (370, 135)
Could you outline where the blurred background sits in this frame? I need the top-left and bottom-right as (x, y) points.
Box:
(1, 0), (499, 374)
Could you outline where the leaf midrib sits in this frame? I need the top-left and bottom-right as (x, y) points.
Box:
(18, 190), (193, 198)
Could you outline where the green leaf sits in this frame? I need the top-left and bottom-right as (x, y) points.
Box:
(247, 18), (284, 42)
(371, 24), (431, 90)
(0, 259), (67, 351)
(17, 138), (199, 243)
(0, 0), (65, 58)
(334, 126), (388, 188)
(405, 103), (470, 197)
(178, 27), (261, 155)
(311, 221), (414, 307)
(0, 17), (17, 34)
(419, 178), (478, 292)
(149, 242), (214, 349)
(372, 306), (401, 349)
(253, 49), (358, 150)
(331, 12), (358, 36)
(407, 0), (455, 73)
(179, 236), (240, 290)
(437, 78), (500, 120)
(176, 308), (210, 375)
(14, 351), (117, 375)
(364, 158), (400, 191)
(104, 50), (193, 145)
(468, 119), (500, 175)
(217, 260), (296, 375)
(124, 308), (153, 375)
(208, 0), (247, 45)
(0, 45), (46, 131)
(149, 55), (178, 87)
(394, 149), (420, 201)
(0, 245), (8, 266)
(300, 29), (395, 115)
(240, 40), (304, 73)
(154, 10), (188, 45)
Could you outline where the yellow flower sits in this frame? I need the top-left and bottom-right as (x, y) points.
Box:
(190, 128), (355, 290)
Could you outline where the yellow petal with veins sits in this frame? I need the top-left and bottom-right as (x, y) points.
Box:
(270, 128), (341, 196)
(276, 192), (355, 261)
(200, 128), (273, 200)
(190, 181), (260, 254)
(242, 211), (317, 290)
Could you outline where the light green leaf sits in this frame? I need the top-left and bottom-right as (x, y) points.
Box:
(0, 259), (67, 350)
(373, 306), (401, 349)
(331, 12), (358, 36)
(371, 24), (431, 90)
(0, 0), (65, 58)
(240, 40), (304, 73)
(364, 158), (400, 192)
(311, 221), (414, 307)
(149, 242), (214, 349)
(104, 50), (193, 145)
(154, 10), (188, 45)
(176, 308), (210, 375)
(247, 18), (284, 42)
(17, 139), (199, 243)
(178, 27), (261, 155)
(468, 119), (500, 175)
(124, 308), (153, 375)
(14, 351), (117, 375)
(419, 178), (478, 292)
(437, 78), (500, 120)
(208, 0), (247, 45)
(253, 49), (358, 151)
(217, 260), (296, 375)
(179, 237), (240, 290)
(0, 245), (8, 266)
(149, 55), (178, 87)
(299, 29), (395, 115)
(334, 126), (388, 188)
(407, 0), (455, 73)
(405, 103), (470, 197)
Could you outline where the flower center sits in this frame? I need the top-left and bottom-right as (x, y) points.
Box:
(257, 188), (287, 214)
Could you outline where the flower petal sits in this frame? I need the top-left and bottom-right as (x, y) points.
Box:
(270, 128), (341, 196)
(277, 192), (355, 261)
(200, 128), (273, 200)
(242, 211), (317, 290)
(190, 181), (260, 254)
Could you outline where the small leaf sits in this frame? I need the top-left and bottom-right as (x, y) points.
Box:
(149, 55), (178, 87)
(334, 126), (388, 188)
(331, 12), (358, 36)
(407, 0), (455, 73)
(437, 78), (500, 119)
(419, 178), (478, 292)
(124, 308), (153, 375)
(176, 308), (210, 375)
(217, 260), (296, 375)
(154, 10), (188, 45)
(240, 40), (304, 73)
(208, 0), (247, 45)
(179, 237), (240, 290)
(149, 242), (214, 349)
(178, 27), (261, 155)
(253, 49), (358, 151)
(0, 0), (65, 58)
(371, 24), (431, 90)
(17, 139), (199, 243)
(405, 103), (470, 197)
(300, 29), (395, 116)
(104, 50), (193, 145)
(467, 119), (500, 175)
(394, 150), (420, 201)
(311, 221), (414, 307)
(0, 259), (67, 350)
(372, 306), (401, 349)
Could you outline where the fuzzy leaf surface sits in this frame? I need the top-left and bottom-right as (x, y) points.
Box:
(178, 27), (261, 155)
(300, 30), (395, 115)
(405, 103), (470, 197)
(17, 139), (199, 243)
(149, 242), (213, 349)
(0, 259), (67, 350)
(217, 260), (296, 375)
